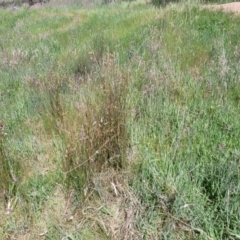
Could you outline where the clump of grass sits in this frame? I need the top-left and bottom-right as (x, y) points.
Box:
(151, 0), (179, 7)
(0, 122), (11, 197)
(36, 50), (129, 198)
(36, 72), (66, 136)
(0, 122), (20, 200)
(63, 53), (129, 197)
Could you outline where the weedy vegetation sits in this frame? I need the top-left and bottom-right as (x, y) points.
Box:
(0, 0), (240, 239)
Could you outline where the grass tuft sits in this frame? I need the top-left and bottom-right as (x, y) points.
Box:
(63, 53), (129, 197)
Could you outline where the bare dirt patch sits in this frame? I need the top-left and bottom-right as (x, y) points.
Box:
(204, 2), (240, 14)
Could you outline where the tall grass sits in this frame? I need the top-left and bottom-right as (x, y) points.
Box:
(0, 1), (240, 239)
(128, 6), (240, 239)
(0, 122), (11, 197)
(62, 54), (129, 197)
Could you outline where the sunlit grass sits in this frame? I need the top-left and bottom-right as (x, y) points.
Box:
(0, 1), (240, 239)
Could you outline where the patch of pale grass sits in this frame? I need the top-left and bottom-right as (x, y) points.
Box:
(32, 184), (70, 237)
(78, 168), (142, 240)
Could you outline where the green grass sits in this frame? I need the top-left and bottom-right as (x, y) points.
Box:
(0, 0), (240, 239)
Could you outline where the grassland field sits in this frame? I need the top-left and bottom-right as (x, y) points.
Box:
(0, 0), (240, 239)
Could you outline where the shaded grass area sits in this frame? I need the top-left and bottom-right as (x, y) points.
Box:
(0, 2), (240, 239)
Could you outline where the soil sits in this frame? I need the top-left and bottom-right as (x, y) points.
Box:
(204, 2), (240, 14)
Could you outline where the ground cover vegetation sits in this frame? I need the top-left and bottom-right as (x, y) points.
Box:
(0, 0), (240, 239)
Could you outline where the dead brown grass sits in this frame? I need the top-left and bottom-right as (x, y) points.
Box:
(61, 53), (129, 197)
(76, 168), (142, 240)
